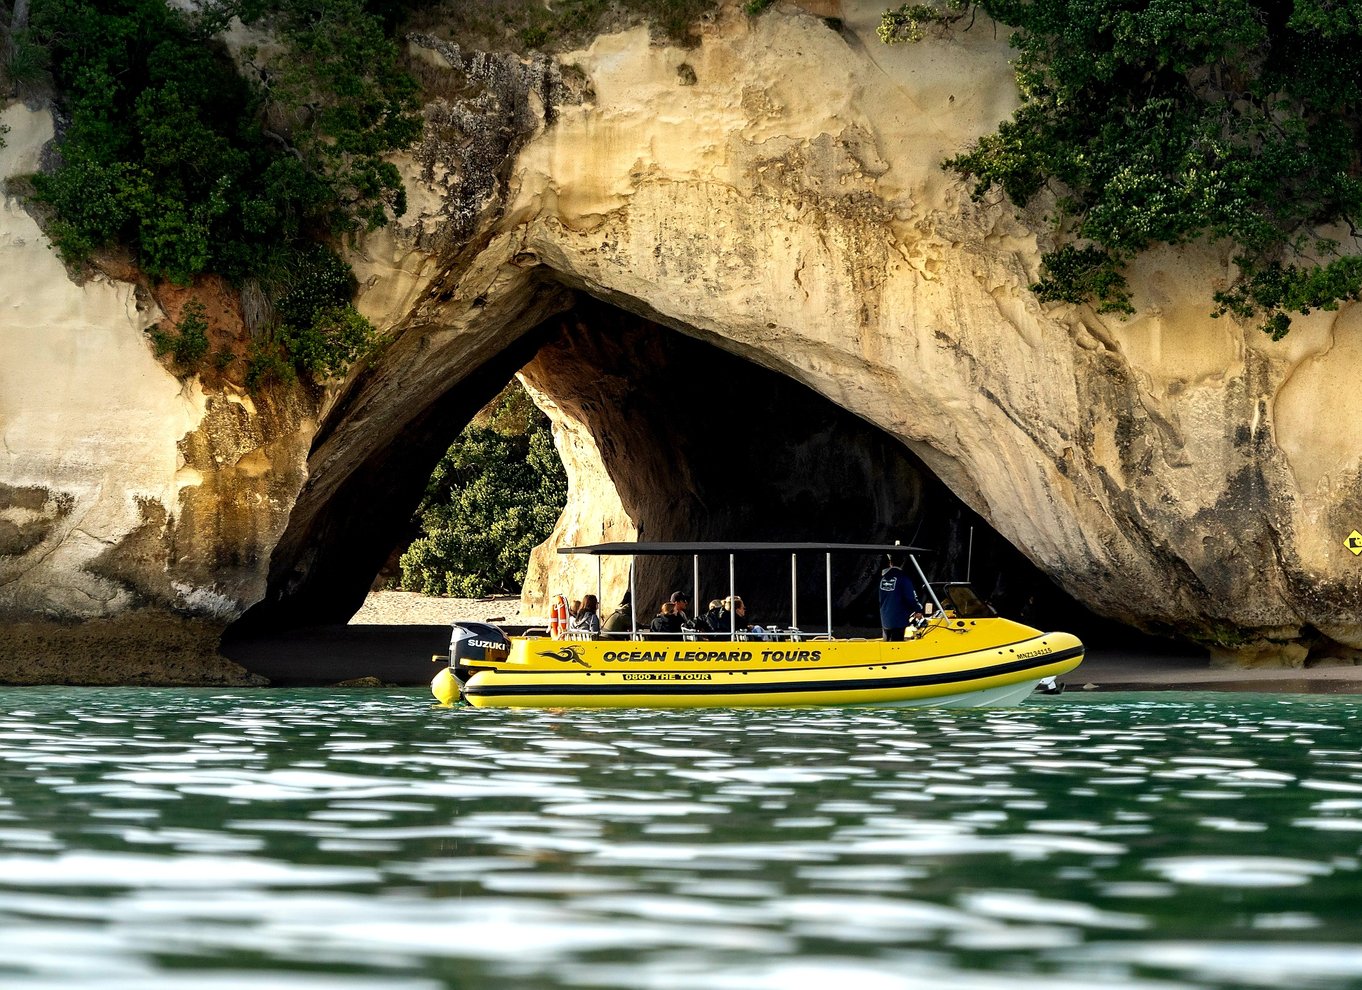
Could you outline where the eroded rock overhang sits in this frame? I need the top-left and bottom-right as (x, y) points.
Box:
(243, 288), (1083, 636)
(337, 4), (1361, 661)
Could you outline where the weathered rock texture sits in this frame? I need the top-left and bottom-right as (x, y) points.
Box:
(515, 299), (1073, 631)
(522, 300), (921, 624)
(0, 104), (296, 683)
(4, 1), (1361, 671)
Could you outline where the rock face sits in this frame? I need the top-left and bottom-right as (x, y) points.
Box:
(0, 104), (303, 682)
(4, 1), (1361, 670)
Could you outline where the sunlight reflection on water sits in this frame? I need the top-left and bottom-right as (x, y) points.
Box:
(1, 689), (1361, 988)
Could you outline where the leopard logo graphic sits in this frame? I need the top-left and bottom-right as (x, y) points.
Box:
(538, 645), (589, 667)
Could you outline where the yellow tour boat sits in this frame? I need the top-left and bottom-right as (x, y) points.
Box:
(431, 542), (1083, 709)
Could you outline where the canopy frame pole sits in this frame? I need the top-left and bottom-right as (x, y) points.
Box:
(596, 556), (602, 611)
(729, 553), (736, 639)
(910, 553), (945, 615)
(825, 552), (833, 638)
(966, 527), (974, 583)
(629, 559), (638, 639)
(693, 554), (700, 625)
(790, 552), (798, 630)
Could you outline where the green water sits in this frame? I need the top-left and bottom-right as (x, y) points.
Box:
(1, 689), (1361, 988)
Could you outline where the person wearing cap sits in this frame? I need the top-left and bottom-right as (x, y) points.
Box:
(669, 590), (691, 624)
(879, 554), (924, 641)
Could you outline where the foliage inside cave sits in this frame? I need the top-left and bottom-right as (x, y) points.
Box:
(881, 0), (1362, 338)
(399, 382), (568, 598)
(23, 0), (421, 384)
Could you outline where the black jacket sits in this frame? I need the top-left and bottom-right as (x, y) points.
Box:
(716, 609), (749, 634)
(650, 612), (684, 634)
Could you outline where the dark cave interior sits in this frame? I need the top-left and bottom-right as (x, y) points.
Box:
(230, 293), (1123, 643)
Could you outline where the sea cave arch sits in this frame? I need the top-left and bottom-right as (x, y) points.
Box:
(229, 287), (1094, 640)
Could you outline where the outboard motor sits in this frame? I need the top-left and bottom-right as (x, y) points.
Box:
(433, 621), (511, 706)
(450, 621), (511, 684)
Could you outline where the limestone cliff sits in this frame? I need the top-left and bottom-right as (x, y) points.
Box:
(0, 104), (303, 682)
(3, 0), (1360, 671)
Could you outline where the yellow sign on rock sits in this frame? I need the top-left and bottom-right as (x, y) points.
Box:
(1348, 531), (1362, 556)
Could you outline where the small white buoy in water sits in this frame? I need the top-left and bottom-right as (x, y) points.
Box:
(431, 667), (460, 706)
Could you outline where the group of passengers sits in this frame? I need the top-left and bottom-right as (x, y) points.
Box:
(580, 590), (761, 639)
(566, 554), (925, 642)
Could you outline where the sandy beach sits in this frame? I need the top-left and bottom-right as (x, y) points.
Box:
(347, 591), (531, 627)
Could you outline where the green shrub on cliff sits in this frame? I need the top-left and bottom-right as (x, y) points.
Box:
(882, 0), (1362, 337)
(148, 299), (212, 369)
(27, 0), (414, 382)
(242, 243), (378, 387)
(399, 384), (567, 598)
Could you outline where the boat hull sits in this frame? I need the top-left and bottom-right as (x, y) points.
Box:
(456, 626), (1083, 709)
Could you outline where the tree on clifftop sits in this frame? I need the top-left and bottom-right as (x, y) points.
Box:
(882, 0), (1362, 339)
(26, 0), (421, 384)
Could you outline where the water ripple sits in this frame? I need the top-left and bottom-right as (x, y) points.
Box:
(1, 689), (1360, 987)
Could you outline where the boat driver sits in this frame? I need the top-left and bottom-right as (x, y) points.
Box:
(879, 555), (924, 641)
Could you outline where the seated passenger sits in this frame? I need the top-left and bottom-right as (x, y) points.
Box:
(601, 592), (633, 636)
(717, 595), (750, 638)
(703, 599), (725, 633)
(650, 601), (683, 635)
(569, 593), (601, 636)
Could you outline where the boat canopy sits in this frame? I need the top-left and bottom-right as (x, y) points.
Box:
(557, 541), (931, 556)
(555, 540), (939, 639)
